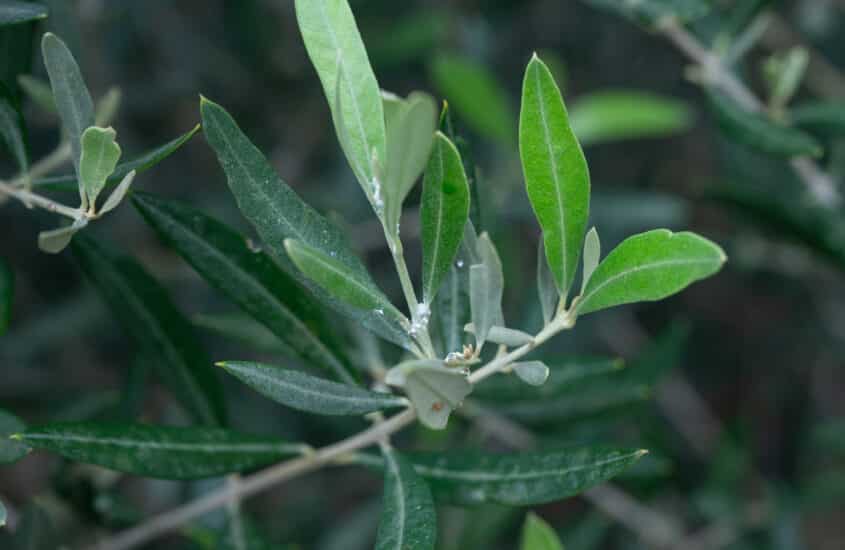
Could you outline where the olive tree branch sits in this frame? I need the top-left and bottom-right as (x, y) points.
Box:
(658, 18), (841, 207)
(0, 179), (81, 220)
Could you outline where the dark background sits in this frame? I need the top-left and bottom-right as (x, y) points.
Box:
(1, 1), (844, 548)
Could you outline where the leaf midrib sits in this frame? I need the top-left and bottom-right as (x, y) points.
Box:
(22, 433), (293, 454)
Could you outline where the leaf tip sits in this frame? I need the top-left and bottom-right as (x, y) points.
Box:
(214, 361), (228, 369)
(635, 449), (649, 459)
(8, 433), (23, 441)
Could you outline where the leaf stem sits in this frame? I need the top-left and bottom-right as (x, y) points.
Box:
(389, 238), (436, 357)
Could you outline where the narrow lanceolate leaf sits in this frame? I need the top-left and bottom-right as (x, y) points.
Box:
(476, 232), (505, 327)
(576, 229), (726, 316)
(384, 91), (439, 235)
(434, 263), (469, 356)
(16, 423), (303, 479)
(789, 101), (845, 138)
(33, 125), (201, 192)
(98, 170), (135, 215)
(376, 447), (437, 550)
(41, 33), (94, 177)
(520, 513), (564, 550)
(581, 0), (710, 25)
(465, 324), (533, 348)
(295, 0), (386, 189)
(285, 239), (407, 333)
(200, 97), (412, 350)
(72, 235), (226, 426)
(0, 258), (12, 336)
(218, 361), (407, 415)
(79, 126), (121, 207)
(520, 54), (590, 298)
(408, 447), (646, 506)
(133, 193), (356, 384)
(385, 360), (472, 430)
(708, 91), (822, 158)
(469, 264), (492, 348)
(0, 1), (48, 26)
(421, 132), (470, 303)
(0, 409), (28, 464)
(537, 241), (558, 326)
(0, 499), (5, 528)
(17, 75), (56, 113)
(193, 313), (291, 355)
(581, 227), (600, 293)
(0, 82), (28, 173)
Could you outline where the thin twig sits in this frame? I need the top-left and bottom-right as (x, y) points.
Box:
(0, 179), (81, 220)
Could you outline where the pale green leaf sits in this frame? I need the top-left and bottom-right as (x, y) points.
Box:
(375, 447), (437, 550)
(464, 324), (533, 348)
(763, 47), (809, 110)
(0, 409), (28, 464)
(385, 360), (471, 430)
(576, 229), (726, 316)
(295, 0), (386, 190)
(421, 132), (470, 303)
(581, 0), (709, 25)
(0, 258), (12, 336)
(433, 262), (469, 356)
(219, 361), (407, 415)
(521, 513), (564, 550)
(0, 1), (48, 26)
(384, 91), (438, 235)
(469, 264), (491, 348)
(37, 216), (87, 254)
(569, 90), (693, 146)
(41, 33), (94, 178)
(17, 75), (55, 113)
(94, 87), (122, 127)
(79, 126), (122, 207)
(16, 423), (303, 479)
(537, 241), (558, 326)
(98, 170), (135, 215)
(0, 499), (5, 528)
(581, 227), (600, 293)
(200, 98), (412, 350)
(513, 361), (550, 387)
(520, 54), (590, 298)
(0, 83), (28, 173)
(476, 232), (504, 328)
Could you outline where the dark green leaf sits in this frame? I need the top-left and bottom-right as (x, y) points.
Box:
(133, 193), (356, 384)
(193, 313), (291, 355)
(200, 97), (412, 350)
(0, 81), (27, 172)
(17, 422), (303, 479)
(33, 124), (200, 191)
(0, 408), (28, 464)
(708, 91), (822, 158)
(0, 257), (12, 335)
(421, 132), (470, 304)
(0, 1), (48, 26)
(408, 447), (645, 506)
(575, 229), (726, 316)
(788, 101), (845, 139)
(375, 447), (437, 550)
(520, 513), (564, 550)
(219, 361), (407, 415)
(581, 0), (709, 25)
(72, 235), (226, 426)
(520, 54), (590, 298)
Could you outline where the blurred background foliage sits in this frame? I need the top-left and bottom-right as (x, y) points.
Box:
(1, 0), (844, 548)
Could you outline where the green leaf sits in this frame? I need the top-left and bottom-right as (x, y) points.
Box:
(433, 262), (469, 356)
(284, 238), (407, 333)
(72, 235), (226, 426)
(384, 91), (438, 235)
(536, 241), (558, 326)
(0, 409), (28, 464)
(520, 54), (590, 299)
(133, 193), (356, 384)
(37, 216), (87, 254)
(16, 423), (303, 479)
(94, 86), (122, 127)
(569, 90), (693, 146)
(469, 264), (492, 348)
(464, 324), (533, 348)
(33, 124), (200, 191)
(17, 74), (56, 113)
(581, 0), (709, 25)
(200, 97), (412, 350)
(0, 499), (5, 528)
(97, 169), (135, 215)
(0, 1), (48, 26)
(763, 47), (809, 110)
(421, 132), (470, 303)
(521, 513), (564, 550)
(385, 360), (472, 430)
(41, 33), (94, 179)
(0, 257), (12, 336)
(430, 53), (514, 144)
(0, 81), (28, 173)
(708, 91), (822, 158)
(512, 361), (550, 387)
(788, 101), (845, 138)
(294, 0), (386, 191)
(473, 232), (505, 340)
(408, 447), (646, 506)
(79, 126), (121, 207)
(218, 361), (407, 415)
(575, 229), (726, 316)
(581, 227), (600, 293)
(375, 447), (437, 550)
(193, 313), (290, 355)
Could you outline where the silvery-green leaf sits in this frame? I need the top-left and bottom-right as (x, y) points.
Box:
(520, 512), (564, 550)
(37, 217), (87, 254)
(41, 33), (94, 179)
(476, 232), (504, 326)
(581, 0), (710, 25)
(0, 499), (5, 528)
(384, 91), (439, 236)
(386, 361), (471, 430)
(218, 361), (407, 415)
(16, 422), (303, 480)
(433, 263), (469, 356)
(461, 220), (481, 265)
(581, 226), (600, 294)
(464, 324), (533, 348)
(0, 82), (28, 173)
(375, 447), (437, 550)
(94, 87), (122, 127)
(512, 361), (550, 387)
(469, 264), (492, 348)
(763, 47), (809, 110)
(384, 359), (444, 387)
(98, 170), (135, 215)
(575, 229), (726, 316)
(421, 132), (470, 303)
(0, 258), (12, 336)
(79, 126), (122, 207)
(0, 409), (28, 464)
(0, 1), (48, 26)
(536, 241), (558, 326)
(520, 54), (590, 299)
(295, 0), (386, 192)
(17, 75), (56, 113)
